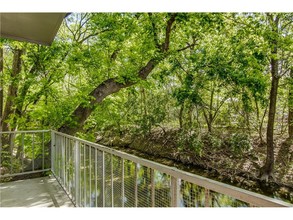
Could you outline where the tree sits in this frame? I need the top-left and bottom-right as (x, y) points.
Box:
(0, 46), (3, 132)
(2, 48), (23, 131)
(260, 13), (293, 180)
(288, 68), (293, 140)
(58, 13), (196, 135)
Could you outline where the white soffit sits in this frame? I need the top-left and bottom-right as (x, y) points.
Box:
(0, 13), (67, 45)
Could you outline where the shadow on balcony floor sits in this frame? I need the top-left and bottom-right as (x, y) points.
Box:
(0, 176), (74, 207)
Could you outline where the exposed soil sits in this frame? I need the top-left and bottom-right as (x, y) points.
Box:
(97, 127), (293, 204)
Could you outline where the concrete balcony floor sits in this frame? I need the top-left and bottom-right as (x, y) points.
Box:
(0, 176), (74, 207)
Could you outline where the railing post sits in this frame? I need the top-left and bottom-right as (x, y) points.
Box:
(95, 149), (97, 207)
(171, 177), (180, 207)
(205, 189), (210, 207)
(63, 137), (67, 188)
(42, 132), (45, 170)
(134, 163), (138, 207)
(51, 130), (55, 173)
(111, 154), (114, 207)
(0, 132), (2, 177)
(89, 146), (92, 207)
(74, 140), (80, 207)
(151, 169), (155, 207)
(32, 133), (35, 171)
(121, 158), (125, 207)
(21, 133), (24, 173)
(83, 144), (86, 207)
(102, 151), (105, 207)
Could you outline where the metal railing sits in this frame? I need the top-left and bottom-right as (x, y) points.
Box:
(50, 130), (293, 207)
(0, 130), (51, 179)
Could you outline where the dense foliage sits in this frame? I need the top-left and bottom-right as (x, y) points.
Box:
(1, 13), (292, 181)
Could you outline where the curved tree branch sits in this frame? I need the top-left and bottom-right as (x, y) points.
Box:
(59, 14), (178, 135)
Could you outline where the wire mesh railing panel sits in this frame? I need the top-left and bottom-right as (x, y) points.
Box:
(180, 180), (206, 207)
(80, 143), (91, 207)
(67, 139), (75, 198)
(89, 146), (95, 207)
(85, 144), (91, 207)
(112, 155), (123, 207)
(104, 152), (113, 207)
(0, 130), (51, 179)
(208, 191), (250, 207)
(66, 138), (75, 201)
(123, 160), (136, 207)
(154, 170), (171, 207)
(95, 150), (104, 207)
(137, 164), (152, 207)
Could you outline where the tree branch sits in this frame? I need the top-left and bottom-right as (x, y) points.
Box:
(59, 14), (178, 135)
(162, 13), (177, 52)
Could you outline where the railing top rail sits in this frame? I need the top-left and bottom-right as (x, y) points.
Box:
(0, 130), (50, 134)
(52, 130), (293, 207)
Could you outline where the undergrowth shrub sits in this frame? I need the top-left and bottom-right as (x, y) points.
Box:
(202, 133), (222, 149)
(177, 130), (203, 156)
(227, 133), (252, 154)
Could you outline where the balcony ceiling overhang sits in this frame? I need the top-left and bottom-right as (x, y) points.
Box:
(0, 13), (67, 46)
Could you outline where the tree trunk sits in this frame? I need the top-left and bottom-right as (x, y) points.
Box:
(179, 103), (184, 130)
(261, 50), (279, 181)
(288, 68), (293, 140)
(2, 49), (23, 131)
(0, 47), (3, 168)
(0, 47), (3, 132)
(1, 48), (23, 166)
(260, 14), (280, 181)
(203, 110), (212, 134)
(262, 75), (279, 179)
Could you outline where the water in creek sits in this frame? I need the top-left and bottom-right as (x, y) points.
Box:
(55, 142), (249, 207)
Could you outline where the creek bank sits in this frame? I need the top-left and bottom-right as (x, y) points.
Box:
(96, 128), (293, 204)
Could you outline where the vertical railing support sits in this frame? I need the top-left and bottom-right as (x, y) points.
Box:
(121, 158), (125, 207)
(64, 137), (67, 189)
(134, 163), (138, 207)
(42, 132), (45, 170)
(171, 177), (180, 207)
(10, 133), (14, 174)
(74, 140), (80, 207)
(95, 149), (97, 207)
(32, 133), (35, 171)
(83, 144), (86, 207)
(61, 136), (65, 183)
(205, 189), (210, 207)
(111, 154), (114, 207)
(51, 131), (55, 173)
(151, 169), (155, 207)
(21, 133), (24, 173)
(89, 146), (92, 207)
(0, 133), (2, 177)
(102, 151), (105, 207)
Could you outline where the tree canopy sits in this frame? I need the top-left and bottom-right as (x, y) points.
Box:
(1, 13), (293, 184)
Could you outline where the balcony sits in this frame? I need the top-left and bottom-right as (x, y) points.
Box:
(0, 130), (292, 207)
